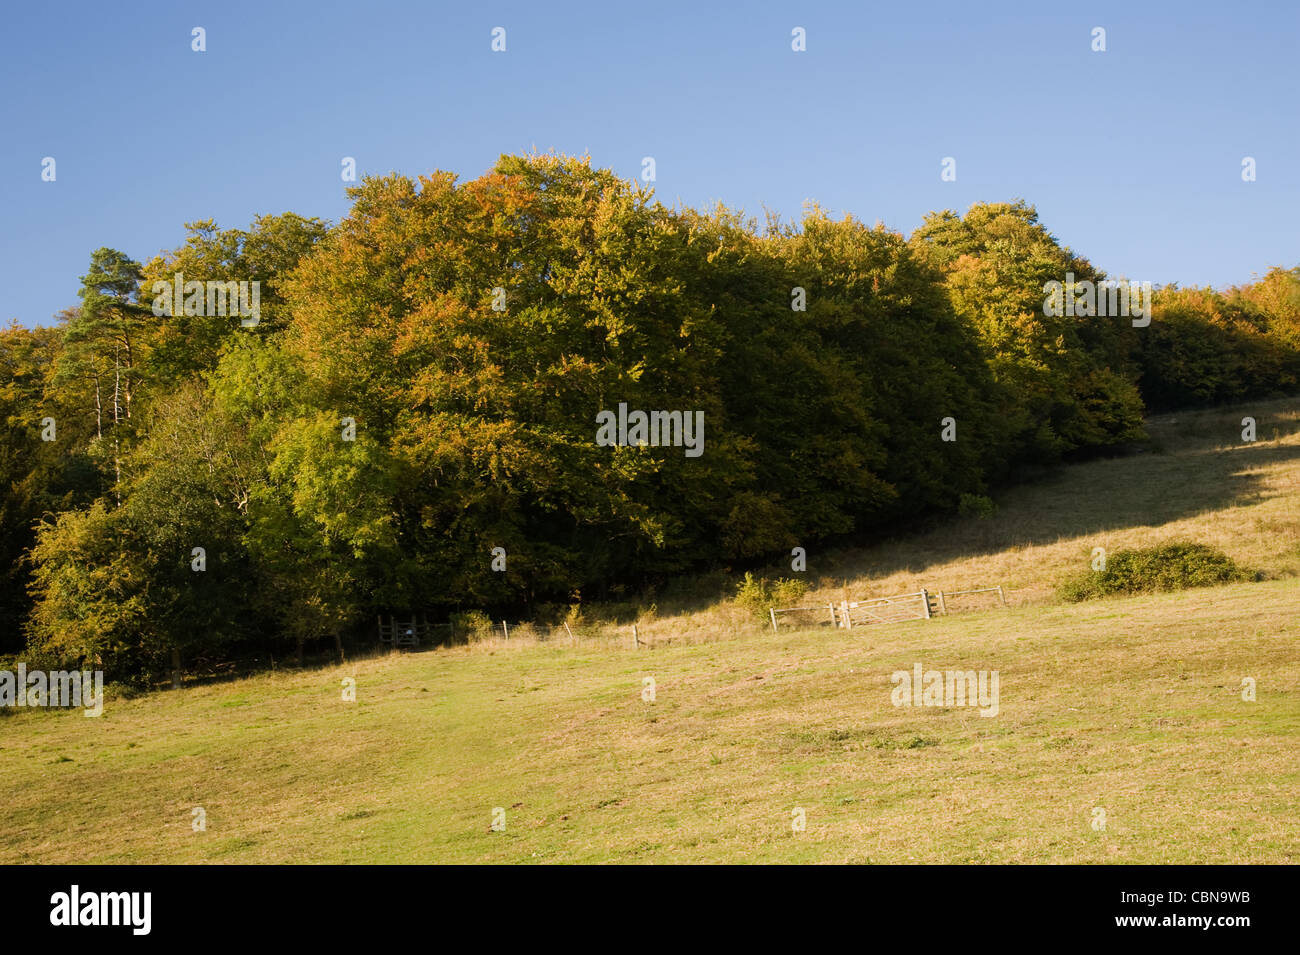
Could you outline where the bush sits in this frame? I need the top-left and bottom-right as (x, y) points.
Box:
(734, 573), (809, 618)
(1059, 541), (1254, 601)
(771, 578), (809, 608)
(958, 493), (997, 520)
(450, 610), (496, 642)
(734, 573), (769, 617)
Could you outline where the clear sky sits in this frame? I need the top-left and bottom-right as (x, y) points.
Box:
(2, 0), (1297, 328)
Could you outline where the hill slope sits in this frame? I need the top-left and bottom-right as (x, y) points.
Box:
(2, 398), (1298, 863)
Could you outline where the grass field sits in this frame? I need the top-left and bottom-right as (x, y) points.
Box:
(2, 399), (1298, 863)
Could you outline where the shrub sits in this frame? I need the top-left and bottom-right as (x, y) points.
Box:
(958, 493), (997, 520)
(771, 577), (809, 608)
(450, 610), (495, 642)
(734, 573), (809, 618)
(734, 573), (770, 617)
(1059, 541), (1254, 601)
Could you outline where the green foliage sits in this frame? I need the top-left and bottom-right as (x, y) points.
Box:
(911, 201), (1147, 465)
(734, 573), (770, 617)
(1059, 541), (1254, 602)
(25, 383), (257, 678)
(450, 610), (496, 643)
(278, 159), (1006, 617)
(0, 322), (100, 652)
(958, 493), (997, 519)
(25, 502), (149, 669)
(734, 572), (808, 617)
(1137, 278), (1300, 411)
(140, 214), (328, 379)
(771, 577), (810, 607)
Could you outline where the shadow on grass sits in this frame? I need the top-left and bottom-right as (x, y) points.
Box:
(816, 399), (1300, 585)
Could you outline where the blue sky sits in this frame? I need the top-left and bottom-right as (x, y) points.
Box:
(2, 0), (1297, 327)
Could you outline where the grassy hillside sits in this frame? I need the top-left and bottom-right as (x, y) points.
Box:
(2, 398), (1298, 864)
(621, 397), (1300, 645)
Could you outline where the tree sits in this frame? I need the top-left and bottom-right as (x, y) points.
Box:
(66, 249), (150, 500)
(140, 213), (328, 380)
(0, 322), (98, 651)
(912, 201), (1146, 463)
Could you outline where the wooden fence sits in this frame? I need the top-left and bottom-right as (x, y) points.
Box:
(835, 590), (933, 629)
(769, 585), (1006, 632)
(769, 604), (840, 632)
(381, 586), (1008, 647)
(377, 614), (454, 648)
(933, 586), (1007, 614)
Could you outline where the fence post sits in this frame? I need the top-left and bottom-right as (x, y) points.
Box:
(841, 600), (851, 630)
(997, 585), (1006, 606)
(502, 619), (509, 641)
(632, 624), (639, 649)
(828, 602), (837, 628)
(937, 590), (947, 615)
(920, 589), (932, 619)
(770, 608), (778, 634)
(564, 621), (574, 644)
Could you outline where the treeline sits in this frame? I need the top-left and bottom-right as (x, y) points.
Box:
(3, 154), (1298, 679)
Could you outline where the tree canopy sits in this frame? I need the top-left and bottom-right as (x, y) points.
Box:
(4, 154), (1298, 681)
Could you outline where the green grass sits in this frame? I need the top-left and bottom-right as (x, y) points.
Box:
(2, 578), (1297, 863)
(2, 396), (1299, 863)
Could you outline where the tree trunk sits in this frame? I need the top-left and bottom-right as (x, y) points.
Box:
(334, 631), (345, 664)
(112, 350), (121, 504)
(295, 635), (304, 667)
(93, 376), (103, 440)
(171, 647), (182, 690)
(113, 436), (121, 505)
(121, 322), (134, 420)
